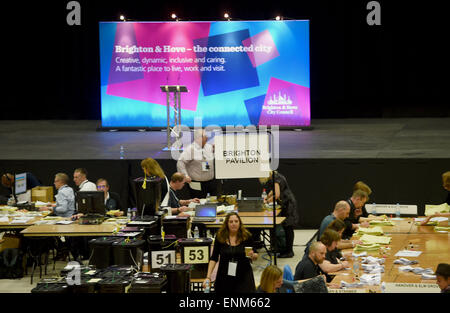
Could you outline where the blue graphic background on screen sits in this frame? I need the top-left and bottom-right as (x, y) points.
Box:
(195, 29), (260, 96)
(244, 94), (266, 125)
(99, 21), (309, 127)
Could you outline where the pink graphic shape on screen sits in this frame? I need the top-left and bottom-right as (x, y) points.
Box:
(258, 77), (310, 126)
(242, 30), (279, 67)
(106, 22), (211, 111)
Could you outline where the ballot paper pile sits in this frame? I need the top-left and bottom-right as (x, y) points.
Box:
(353, 243), (381, 252)
(355, 226), (384, 236)
(369, 220), (395, 226)
(393, 258), (419, 265)
(360, 256), (385, 274)
(398, 266), (436, 280)
(340, 273), (382, 288)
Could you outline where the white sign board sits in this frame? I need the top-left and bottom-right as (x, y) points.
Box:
(150, 250), (176, 269)
(365, 204), (417, 215)
(214, 133), (270, 179)
(384, 283), (440, 293)
(183, 246), (209, 264)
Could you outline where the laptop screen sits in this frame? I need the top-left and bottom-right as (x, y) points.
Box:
(195, 205), (217, 217)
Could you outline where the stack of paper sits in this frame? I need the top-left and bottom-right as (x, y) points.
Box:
(369, 220), (395, 226)
(353, 243), (381, 252)
(0, 216), (9, 223)
(361, 256), (385, 265)
(394, 258), (419, 265)
(398, 266), (435, 278)
(361, 263), (385, 274)
(394, 250), (422, 257)
(340, 281), (365, 289)
(434, 226), (450, 232)
(355, 226), (384, 236)
(359, 234), (392, 245)
(352, 252), (368, 258)
(359, 273), (381, 286)
(425, 203), (450, 216)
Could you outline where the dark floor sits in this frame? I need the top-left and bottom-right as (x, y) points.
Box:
(1, 118), (449, 160)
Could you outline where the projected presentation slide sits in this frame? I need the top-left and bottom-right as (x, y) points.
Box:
(99, 20), (310, 127)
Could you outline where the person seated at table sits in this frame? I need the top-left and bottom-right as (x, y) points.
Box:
(259, 171), (299, 258)
(96, 178), (123, 216)
(342, 190), (370, 240)
(162, 172), (200, 216)
(1, 172), (42, 190)
(318, 200), (350, 240)
(327, 218), (362, 252)
(318, 229), (350, 282)
(39, 173), (75, 218)
(73, 168), (97, 191)
(294, 241), (326, 280)
(203, 212), (258, 293)
(435, 263), (450, 293)
(256, 265), (285, 293)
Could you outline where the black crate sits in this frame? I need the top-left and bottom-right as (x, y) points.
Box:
(160, 264), (192, 293)
(31, 278), (69, 294)
(97, 277), (132, 293)
(88, 237), (120, 269)
(96, 265), (134, 279)
(112, 238), (146, 269)
(178, 238), (212, 279)
(162, 217), (189, 239)
(129, 272), (167, 293)
(70, 277), (98, 293)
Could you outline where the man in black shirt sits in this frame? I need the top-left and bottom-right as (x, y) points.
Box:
(342, 190), (370, 239)
(294, 242), (326, 280)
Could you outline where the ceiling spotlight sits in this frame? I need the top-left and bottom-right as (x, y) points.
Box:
(171, 13), (177, 19)
(119, 15), (125, 21)
(224, 13), (230, 20)
(275, 16), (282, 21)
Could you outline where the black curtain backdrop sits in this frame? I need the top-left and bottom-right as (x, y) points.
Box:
(2, 0), (449, 120)
(1, 158), (448, 229)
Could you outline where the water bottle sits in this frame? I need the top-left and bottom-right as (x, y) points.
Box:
(206, 193), (210, 203)
(132, 208), (137, 219)
(381, 281), (386, 293)
(395, 203), (400, 218)
(194, 226), (200, 239)
(127, 208), (132, 219)
(353, 257), (360, 277)
(7, 196), (16, 206)
(119, 145), (125, 159)
(204, 279), (210, 293)
(261, 189), (267, 200)
(371, 203), (376, 215)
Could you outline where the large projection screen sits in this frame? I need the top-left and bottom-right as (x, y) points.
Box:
(99, 20), (310, 127)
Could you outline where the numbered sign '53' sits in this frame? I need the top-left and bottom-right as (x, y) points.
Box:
(183, 246), (209, 264)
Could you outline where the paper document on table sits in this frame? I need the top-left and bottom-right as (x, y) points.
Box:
(55, 220), (73, 225)
(354, 243), (381, 252)
(189, 182), (202, 191)
(425, 203), (450, 216)
(434, 226), (450, 232)
(369, 220), (395, 226)
(0, 217), (9, 223)
(356, 226), (384, 236)
(360, 234), (391, 245)
(395, 250), (422, 257)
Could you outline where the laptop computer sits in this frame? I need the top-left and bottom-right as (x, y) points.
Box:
(192, 204), (217, 222)
(237, 197), (264, 212)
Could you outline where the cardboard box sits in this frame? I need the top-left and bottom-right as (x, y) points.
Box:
(31, 186), (54, 203)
